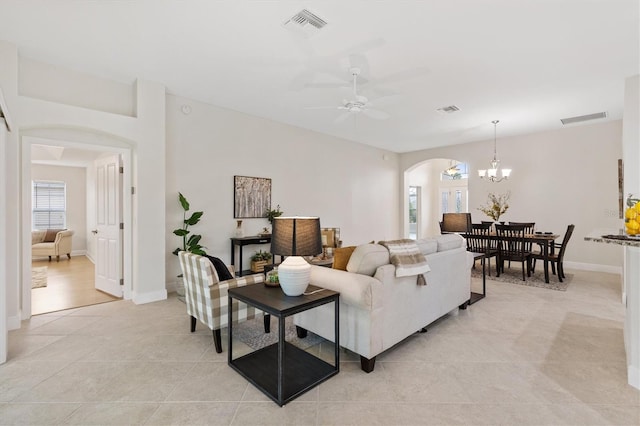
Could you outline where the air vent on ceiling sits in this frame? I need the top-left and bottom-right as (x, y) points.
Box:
(283, 9), (327, 37)
(436, 105), (460, 114)
(561, 111), (607, 125)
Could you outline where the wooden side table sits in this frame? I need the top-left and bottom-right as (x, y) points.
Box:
(228, 284), (339, 406)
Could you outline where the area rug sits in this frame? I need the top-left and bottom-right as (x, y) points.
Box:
(234, 315), (325, 350)
(31, 266), (48, 289)
(471, 263), (571, 291)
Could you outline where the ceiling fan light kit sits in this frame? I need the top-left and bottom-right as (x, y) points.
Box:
(478, 120), (511, 182)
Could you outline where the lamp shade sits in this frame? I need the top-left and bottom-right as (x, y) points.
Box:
(441, 213), (472, 233)
(271, 217), (322, 257)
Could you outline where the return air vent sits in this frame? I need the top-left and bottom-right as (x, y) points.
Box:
(283, 9), (327, 37)
(561, 111), (607, 125)
(436, 105), (460, 114)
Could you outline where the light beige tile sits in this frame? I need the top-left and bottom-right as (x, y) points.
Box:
(144, 402), (238, 425)
(232, 401), (318, 425)
(168, 362), (249, 402)
(62, 402), (159, 425)
(0, 402), (81, 425)
(0, 360), (70, 402)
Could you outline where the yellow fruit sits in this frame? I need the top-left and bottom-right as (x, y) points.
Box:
(627, 219), (640, 235)
(635, 202), (640, 214)
(626, 207), (638, 220)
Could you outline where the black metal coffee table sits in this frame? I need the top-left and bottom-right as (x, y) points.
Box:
(228, 284), (339, 406)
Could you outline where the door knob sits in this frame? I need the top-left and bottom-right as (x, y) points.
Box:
(91, 229), (98, 234)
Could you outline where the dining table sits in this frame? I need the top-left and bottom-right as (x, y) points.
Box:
(461, 232), (559, 283)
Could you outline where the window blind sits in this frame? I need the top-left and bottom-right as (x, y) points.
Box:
(32, 181), (66, 230)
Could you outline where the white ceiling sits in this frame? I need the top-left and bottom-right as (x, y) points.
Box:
(1, 0), (638, 153)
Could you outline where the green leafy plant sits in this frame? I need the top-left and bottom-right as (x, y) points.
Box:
(478, 192), (510, 222)
(265, 204), (283, 223)
(251, 250), (272, 262)
(172, 192), (206, 256)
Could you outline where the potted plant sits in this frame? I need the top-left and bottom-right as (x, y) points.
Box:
(173, 192), (206, 256)
(251, 250), (272, 273)
(173, 192), (206, 299)
(265, 204), (283, 224)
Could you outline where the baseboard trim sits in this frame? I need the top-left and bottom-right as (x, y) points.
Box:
(628, 365), (640, 390)
(132, 289), (167, 305)
(70, 249), (87, 257)
(563, 261), (622, 275)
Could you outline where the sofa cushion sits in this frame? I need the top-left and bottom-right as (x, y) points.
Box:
(332, 246), (356, 271)
(416, 238), (437, 255)
(44, 229), (65, 243)
(31, 230), (46, 245)
(346, 243), (389, 276)
(436, 234), (465, 251)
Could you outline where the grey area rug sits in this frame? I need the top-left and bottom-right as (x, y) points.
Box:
(233, 315), (325, 350)
(471, 262), (571, 291)
(31, 266), (47, 289)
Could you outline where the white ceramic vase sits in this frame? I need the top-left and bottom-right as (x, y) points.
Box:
(277, 256), (311, 296)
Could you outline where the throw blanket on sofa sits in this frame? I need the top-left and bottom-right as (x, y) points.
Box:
(379, 239), (430, 286)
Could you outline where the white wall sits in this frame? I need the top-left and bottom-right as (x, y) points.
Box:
(19, 57), (135, 117)
(622, 75), (640, 390)
(0, 115), (8, 363)
(165, 95), (400, 279)
(31, 164), (87, 255)
(401, 120), (624, 271)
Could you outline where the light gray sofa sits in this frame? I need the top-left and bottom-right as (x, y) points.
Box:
(294, 234), (473, 372)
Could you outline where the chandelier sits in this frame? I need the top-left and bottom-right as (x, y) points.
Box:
(443, 160), (460, 178)
(478, 120), (511, 182)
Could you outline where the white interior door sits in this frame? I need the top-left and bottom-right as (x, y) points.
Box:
(95, 155), (122, 297)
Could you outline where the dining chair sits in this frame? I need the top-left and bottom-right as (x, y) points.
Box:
(507, 222), (535, 266)
(495, 224), (532, 281)
(178, 251), (269, 353)
(532, 224), (575, 282)
(468, 223), (499, 275)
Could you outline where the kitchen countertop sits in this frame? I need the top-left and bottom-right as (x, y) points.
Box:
(584, 228), (640, 247)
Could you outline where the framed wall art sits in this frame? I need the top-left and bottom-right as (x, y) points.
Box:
(234, 175), (271, 219)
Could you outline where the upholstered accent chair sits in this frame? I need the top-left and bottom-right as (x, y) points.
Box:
(31, 229), (74, 261)
(178, 251), (269, 353)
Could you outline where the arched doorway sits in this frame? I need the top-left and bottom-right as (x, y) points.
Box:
(404, 158), (469, 238)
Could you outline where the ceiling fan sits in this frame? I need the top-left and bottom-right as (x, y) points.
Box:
(306, 67), (391, 123)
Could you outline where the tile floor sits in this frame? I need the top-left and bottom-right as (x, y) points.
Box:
(1, 270), (639, 425)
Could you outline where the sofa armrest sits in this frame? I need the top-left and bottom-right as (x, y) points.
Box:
(309, 265), (382, 311)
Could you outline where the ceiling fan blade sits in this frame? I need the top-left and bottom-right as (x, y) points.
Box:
(304, 106), (340, 110)
(372, 66), (431, 86)
(362, 108), (390, 120)
(332, 38), (386, 59)
(334, 111), (353, 124)
(367, 93), (401, 107)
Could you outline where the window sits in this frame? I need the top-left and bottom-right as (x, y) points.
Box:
(409, 186), (419, 239)
(32, 181), (66, 230)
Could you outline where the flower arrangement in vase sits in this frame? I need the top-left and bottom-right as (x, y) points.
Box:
(478, 192), (510, 222)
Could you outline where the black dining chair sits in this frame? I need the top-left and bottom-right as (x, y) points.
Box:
(506, 222), (535, 269)
(467, 223), (499, 276)
(531, 224), (575, 282)
(495, 224), (532, 281)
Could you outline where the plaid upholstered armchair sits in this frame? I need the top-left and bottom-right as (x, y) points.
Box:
(178, 251), (269, 353)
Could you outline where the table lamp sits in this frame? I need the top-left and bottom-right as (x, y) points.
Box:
(270, 217), (322, 296)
